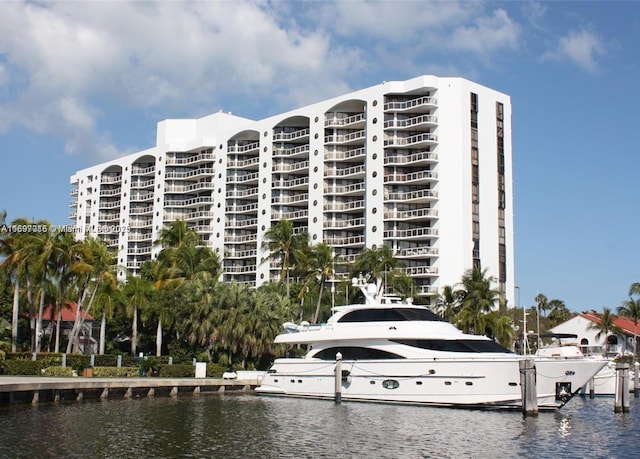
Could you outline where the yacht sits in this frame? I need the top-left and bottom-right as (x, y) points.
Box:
(256, 280), (608, 410)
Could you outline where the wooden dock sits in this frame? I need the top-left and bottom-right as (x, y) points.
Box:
(0, 376), (259, 406)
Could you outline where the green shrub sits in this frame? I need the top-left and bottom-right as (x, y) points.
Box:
(207, 363), (226, 378)
(0, 359), (43, 375)
(93, 366), (139, 377)
(158, 364), (195, 378)
(43, 366), (74, 377)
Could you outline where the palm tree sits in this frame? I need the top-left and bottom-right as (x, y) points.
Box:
(262, 218), (307, 297)
(120, 274), (153, 356)
(295, 242), (336, 324)
(66, 237), (116, 354)
(588, 307), (624, 346)
(432, 285), (462, 322)
(455, 266), (501, 335)
(0, 219), (29, 352)
(352, 244), (400, 286)
(618, 294), (640, 357)
(21, 220), (63, 353)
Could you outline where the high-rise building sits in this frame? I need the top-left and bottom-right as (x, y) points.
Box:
(70, 75), (514, 304)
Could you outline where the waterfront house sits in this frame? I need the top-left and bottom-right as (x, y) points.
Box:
(549, 312), (639, 357)
(39, 303), (97, 354)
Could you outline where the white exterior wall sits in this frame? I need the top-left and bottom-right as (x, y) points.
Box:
(70, 75), (514, 305)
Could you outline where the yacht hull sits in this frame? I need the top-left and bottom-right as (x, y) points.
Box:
(256, 357), (607, 410)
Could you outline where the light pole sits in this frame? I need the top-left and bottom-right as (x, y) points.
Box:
(516, 286), (527, 354)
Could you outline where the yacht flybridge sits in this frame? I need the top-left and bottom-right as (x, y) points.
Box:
(256, 279), (607, 410)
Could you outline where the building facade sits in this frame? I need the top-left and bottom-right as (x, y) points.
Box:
(70, 75), (515, 303)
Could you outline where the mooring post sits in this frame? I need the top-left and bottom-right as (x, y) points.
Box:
(615, 362), (630, 413)
(519, 358), (538, 416)
(335, 352), (343, 404)
(62, 354), (67, 368)
(589, 378), (595, 399)
(117, 355), (122, 368)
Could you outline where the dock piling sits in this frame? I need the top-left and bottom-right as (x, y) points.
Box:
(335, 352), (343, 404)
(519, 358), (538, 416)
(615, 362), (630, 413)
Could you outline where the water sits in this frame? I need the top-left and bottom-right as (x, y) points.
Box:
(1, 394), (639, 459)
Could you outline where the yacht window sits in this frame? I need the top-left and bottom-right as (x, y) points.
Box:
(312, 347), (404, 360)
(338, 308), (444, 323)
(392, 339), (512, 353)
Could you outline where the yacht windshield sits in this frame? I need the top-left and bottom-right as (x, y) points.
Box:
(312, 346), (404, 360)
(392, 339), (512, 353)
(338, 308), (444, 323)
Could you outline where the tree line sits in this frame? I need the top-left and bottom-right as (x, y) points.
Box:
(4, 211), (634, 366)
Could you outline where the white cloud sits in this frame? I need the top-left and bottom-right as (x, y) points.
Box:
(0, 1), (361, 159)
(448, 9), (520, 53)
(542, 28), (605, 73)
(0, 0), (524, 161)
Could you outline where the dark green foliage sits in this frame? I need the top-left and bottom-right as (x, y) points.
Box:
(43, 366), (74, 377)
(156, 364), (195, 378)
(0, 359), (42, 375)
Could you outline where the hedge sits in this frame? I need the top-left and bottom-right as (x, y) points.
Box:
(0, 359), (43, 376)
(43, 366), (75, 377)
(93, 367), (139, 378)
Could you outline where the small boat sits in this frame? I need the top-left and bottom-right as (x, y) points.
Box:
(256, 279), (607, 410)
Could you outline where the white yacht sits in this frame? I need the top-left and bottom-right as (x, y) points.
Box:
(256, 280), (608, 410)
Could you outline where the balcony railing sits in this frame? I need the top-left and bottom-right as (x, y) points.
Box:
(384, 96), (437, 111)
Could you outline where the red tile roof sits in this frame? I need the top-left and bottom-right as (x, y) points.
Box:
(580, 312), (640, 336)
(37, 303), (94, 322)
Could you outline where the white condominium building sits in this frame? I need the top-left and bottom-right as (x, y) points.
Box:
(70, 75), (514, 303)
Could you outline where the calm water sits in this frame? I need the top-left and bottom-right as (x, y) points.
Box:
(1, 394), (639, 459)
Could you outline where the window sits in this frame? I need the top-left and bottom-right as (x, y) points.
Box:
(338, 308), (444, 323)
(312, 347), (404, 360)
(392, 339), (512, 353)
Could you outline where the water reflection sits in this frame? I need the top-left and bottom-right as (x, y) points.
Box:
(0, 395), (637, 459)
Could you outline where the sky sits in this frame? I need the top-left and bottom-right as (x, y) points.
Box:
(0, 1), (638, 312)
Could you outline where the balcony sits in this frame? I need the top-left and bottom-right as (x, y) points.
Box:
(323, 217), (365, 229)
(165, 167), (215, 180)
(383, 133), (438, 148)
(129, 206), (153, 215)
(324, 113), (365, 128)
(384, 207), (438, 221)
(273, 144), (310, 158)
(101, 175), (122, 184)
(384, 96), (438, 112)
(166, 152), (215, 165)
(323, 182), (365, 196)
(384, 151), (437, 166)
(396, 247), (439, 258)
(225, 218), (258, 229)
(225, 187), (259, 199)
(272, 176), (309, 190)
(131, 165), (155, 176)
(164, 181), (213, 193)
(272, 160), (309, 174)
(224, 264), (257, 274)
(323, 235), (365, 247)
(130, 179), (154, 189)
(384, 189), (438, 203)
(224, 234), (257, 244)
(324, 130), (366, 145)
(226, 172), (260, 185)
(383, 227), (438, 240)
(383, 114), (438, 130)
(164, 196), (213, 208)
(226, 249), (257, 259)
(324, 146), (365, 162)
(324, 164), (365, 179)
(383, 170), (437, 185)
(99, 188), (122, 197)
(401, 265), (439, 277)
(323, 199), (365, 213)
(271, 209), (308, 221)
(226, 203), (259, 214)
(271, 193), (309, 206)
(273, 128), (309, 142)
(227, 142), (260, 153)
(227, 157), (260, 169)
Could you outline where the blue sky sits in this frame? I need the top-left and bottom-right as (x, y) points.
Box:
(1, 1), (638, 312)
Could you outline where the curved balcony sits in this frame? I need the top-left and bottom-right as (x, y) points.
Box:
(383, 170), (438, 185)
(384, 96), (438, 112)
(383, 227), (438, 240)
